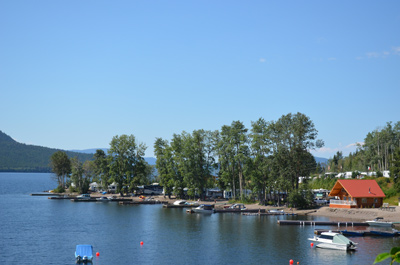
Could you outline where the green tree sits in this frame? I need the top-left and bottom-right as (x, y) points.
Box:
(249, 117), (272, 203)
(390, 147), (400, 189)
(50, 151), (71, 188)
(70, 157), (89, 194)
(93, 149), (109, 190)
(108, 134), (147, 196)
(270, 113), (323, 191)
(154, 138), (174, 198)
(218, 121), (249, 200)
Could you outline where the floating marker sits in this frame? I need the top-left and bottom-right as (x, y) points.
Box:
(290, 259), (294, 265)
(96, 252), (100, 257)
(140, 241), (144, 245)
(311, 243), (314, 247)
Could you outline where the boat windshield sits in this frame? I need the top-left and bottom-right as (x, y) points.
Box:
(332, 234), (352, 245)
(319, 234), (334, 240)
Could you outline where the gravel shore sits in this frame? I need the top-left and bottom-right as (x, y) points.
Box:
(93, 193), (400, 223)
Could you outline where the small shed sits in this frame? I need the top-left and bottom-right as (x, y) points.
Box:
(329, 179), (385, 208)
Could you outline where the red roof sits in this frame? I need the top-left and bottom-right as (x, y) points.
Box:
(330, 179), (385, 198)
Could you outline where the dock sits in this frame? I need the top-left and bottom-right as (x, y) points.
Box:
(119, 200), (167, 205)
(163, 204), (199, 208)
(31, 193), (63, 196)
(215, 209), (266, 213)
(314, 229), (400, 237)
(242, 212), (297, 216)
(277, 220), (368, 226)
(69, 198), (133, 202)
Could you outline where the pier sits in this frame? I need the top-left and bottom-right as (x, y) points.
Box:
(31, 193), (63, 196)
(119, 200), (167, 205)
(215, 209), (266, 213)
(314, 229), (400, 237)
(163, 204), (199, 208)
(277, 220), (368, 226)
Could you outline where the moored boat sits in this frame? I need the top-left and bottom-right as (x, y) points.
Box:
(309, 231), (357, 251)
(173, 200), (187, 205)
(75, 244), (93, 263)
(340, 230), (365, 237)
(192, 204), (214, 214)
(368, 229), (399, 237)
(96, 196), (109, 202)
(366, 217), (394, 227)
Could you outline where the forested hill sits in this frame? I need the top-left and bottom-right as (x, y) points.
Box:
(0, 131), (93, 172)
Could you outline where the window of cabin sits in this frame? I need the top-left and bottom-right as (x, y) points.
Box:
(362, 198), (367, 203)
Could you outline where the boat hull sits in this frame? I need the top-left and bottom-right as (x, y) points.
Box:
(366, 221), (394, 227)
(315, 242), (356, 251)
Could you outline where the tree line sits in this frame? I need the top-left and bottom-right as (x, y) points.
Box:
(50, 134), (155, 194)
(154, 112), (323, 202)
(50, 112), (323, 203)
(326, 121), (400, 178)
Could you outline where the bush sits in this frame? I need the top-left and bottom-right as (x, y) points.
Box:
(384, 187), (398, 198)
(53, 185), (65, 193)
(288, 189), (313, 209)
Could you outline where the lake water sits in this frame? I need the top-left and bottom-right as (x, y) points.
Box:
(0, 173), (398, 265)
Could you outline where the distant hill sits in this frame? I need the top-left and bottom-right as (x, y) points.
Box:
(71, 148), (157, 165)
(0, 131), (93, 172)
(315, 156), (329, 165)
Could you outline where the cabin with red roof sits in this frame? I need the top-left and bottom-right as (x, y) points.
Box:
(328, 179), (385, 208)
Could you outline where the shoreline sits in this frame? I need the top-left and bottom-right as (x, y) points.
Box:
(75, 192), (400, 222)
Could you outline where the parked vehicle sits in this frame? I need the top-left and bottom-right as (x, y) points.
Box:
(314, 198), (328, 205)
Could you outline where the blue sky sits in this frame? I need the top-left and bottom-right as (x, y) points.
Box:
(1, 1), (399, 158)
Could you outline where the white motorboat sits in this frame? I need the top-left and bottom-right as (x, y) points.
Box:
(308, 231), (357, 251)
(96, 196), (109, 202)
(192, 204), (214, 214)
(76, 194), (91, 200)
(229, 203), (247, 210)
(366, 217), (394, 227)
(268, 209), (284, 214)
(173, 200), (187, 205)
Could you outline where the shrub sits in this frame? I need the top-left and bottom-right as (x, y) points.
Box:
(53, 185), (65, 193)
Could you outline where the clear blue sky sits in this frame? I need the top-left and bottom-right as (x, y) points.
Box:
(1, 1), (399, 158)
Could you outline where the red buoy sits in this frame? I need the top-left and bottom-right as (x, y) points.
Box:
(311, 242), (314, 247)
(140, 241), (144, 245)
(96, 252), (100, 257)
(290, 259), (294, 265)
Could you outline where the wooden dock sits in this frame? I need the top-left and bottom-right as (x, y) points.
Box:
(119, 200), (167, 205)
(31, 193), (63, 196)
(314, 229), (400, 237)
(163, 204), (199, 208)
(242, 212), (297, 216)
(215, 209), (266, 213)
(277, 220), (368, 226)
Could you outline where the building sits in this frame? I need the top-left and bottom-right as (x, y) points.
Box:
(329, 179), (385, 208)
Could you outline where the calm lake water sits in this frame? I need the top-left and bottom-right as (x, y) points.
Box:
(0, 172), (398, 265)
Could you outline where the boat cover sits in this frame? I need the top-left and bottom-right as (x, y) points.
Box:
(332, 234), (352, 245)
(75, 245), (93, 258)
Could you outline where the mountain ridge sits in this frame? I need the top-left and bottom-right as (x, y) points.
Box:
(0, 130), (93, 172)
